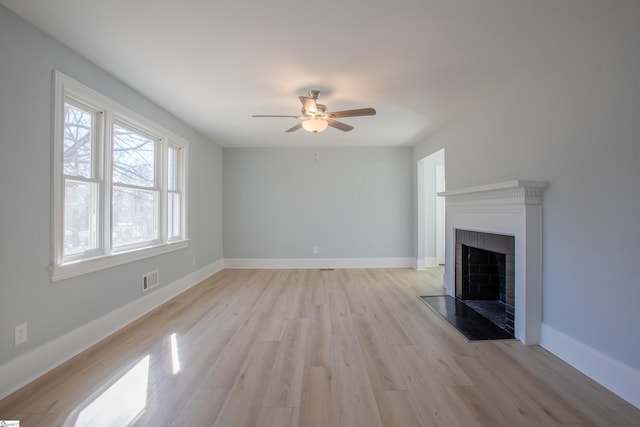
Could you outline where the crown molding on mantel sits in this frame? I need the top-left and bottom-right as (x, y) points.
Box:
(438, 180), (548, 206)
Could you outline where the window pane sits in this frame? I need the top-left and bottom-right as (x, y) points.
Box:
(168, 146), (178, 191)
(112, 125), (156, 187)
(64, 103), (93, 178)
(112, 186), (158, 248)
(168, 192), (181, 239)
(64, 179), (98, 257)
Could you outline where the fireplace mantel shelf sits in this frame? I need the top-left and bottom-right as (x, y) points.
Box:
(438, 180), (548, 198)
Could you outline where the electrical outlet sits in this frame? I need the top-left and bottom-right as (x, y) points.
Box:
(192, 257), (196, 266)
(313, 246), (319, 254)
(15, 323), (27, 346)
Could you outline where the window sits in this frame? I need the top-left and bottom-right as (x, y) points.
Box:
(63, 100), (102, 260)
(111, 123), (159, 249)
(52, 71), (188, 281)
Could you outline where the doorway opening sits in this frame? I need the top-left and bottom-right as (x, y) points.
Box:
(417, 149), (445, 269)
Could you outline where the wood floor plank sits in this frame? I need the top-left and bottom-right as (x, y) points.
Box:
(298, 366), (339, 427)
(305, 303), (333, 367)
(445, 385), (514, 426)
(332, 334), (384, 427)
(134, 327), (238, 426)
(311, 271), (330, 305)
(289, 406), (300, 427)
(374, 390), (427, 427)
(201, 313), (268, 389)
(392, 344), (472, 426)
(352, 312), (407, 392)
(251, 281), (286, 314)
(367, 295), (413, 346)
(328, 291), (357, 336)
(169, 387), (229, 427)
(454, 355), (558, 426)
(213, 341), (280, 427)
(255, 407), (293, 427)
(394, 308), (478, 358)
(262, 318), (309, 408)
(494, 341), (637, 426)
(338, 271), (373, 315)
(472, 342), (588, 424)
(289, 270), (316, 319)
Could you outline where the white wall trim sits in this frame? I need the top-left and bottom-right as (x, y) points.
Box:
(540, 323), (640, 409)
(0, 259), (224, 400)
(416, 257), (438, 270)
(51, 240), (190, 282)
(424, 257), (438, 268)
(224, 257), (415, 269)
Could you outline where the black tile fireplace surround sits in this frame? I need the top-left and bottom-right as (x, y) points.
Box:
(455, 229), (515, 336)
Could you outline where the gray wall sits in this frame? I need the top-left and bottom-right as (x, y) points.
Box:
(414, 0), (640, 369)
(223, 147), (413, 259)
(0, 7), (223, 367)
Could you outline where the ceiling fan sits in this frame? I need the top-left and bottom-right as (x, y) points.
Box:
(252, 90), (376, 133)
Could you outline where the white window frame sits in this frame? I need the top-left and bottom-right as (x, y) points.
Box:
(51, 71), (188, 281)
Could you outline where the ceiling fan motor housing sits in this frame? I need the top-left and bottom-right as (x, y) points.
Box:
(304, 104), (327, 117)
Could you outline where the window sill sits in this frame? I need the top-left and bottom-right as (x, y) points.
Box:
(50, 240), (190, 282)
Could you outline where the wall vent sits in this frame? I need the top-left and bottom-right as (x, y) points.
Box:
(142, 270), (159, 292)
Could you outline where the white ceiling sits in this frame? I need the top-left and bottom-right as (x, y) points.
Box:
(1, 0), (617, 147)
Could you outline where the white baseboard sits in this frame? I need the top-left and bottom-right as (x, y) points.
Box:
(540, 323), (640, 409)
(416, 258), (439, 270)
(224, 257), (415, 269)
(424, 257), (438, 267)
(0, 259), (224, 400)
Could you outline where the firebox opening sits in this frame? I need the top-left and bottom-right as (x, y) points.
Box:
(461, 245), (507, 330)
(455, 229), (515, 336)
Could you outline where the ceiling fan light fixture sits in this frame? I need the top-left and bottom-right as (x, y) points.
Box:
(301, 117), (328, 133)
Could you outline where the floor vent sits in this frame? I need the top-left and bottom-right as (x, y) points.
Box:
(142, 270), (159, 292)
(319, 268), (335, 271)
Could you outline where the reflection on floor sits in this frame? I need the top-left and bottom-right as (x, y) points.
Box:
(419, 295), (514, 341)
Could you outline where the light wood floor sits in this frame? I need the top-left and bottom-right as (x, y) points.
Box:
(1, 268), (638, 426)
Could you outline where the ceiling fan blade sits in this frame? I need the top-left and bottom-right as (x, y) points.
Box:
(328, 108), (376, 118)
(326, 118), (354, 132)
(252, 114), (304, 118)
(285, 123), (302, 133)
(299, 96), (318, 114)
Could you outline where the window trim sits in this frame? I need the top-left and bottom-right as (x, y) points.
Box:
(51, 71), (189, 282)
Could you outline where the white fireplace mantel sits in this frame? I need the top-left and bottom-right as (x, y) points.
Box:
(438, 180), (548, 345)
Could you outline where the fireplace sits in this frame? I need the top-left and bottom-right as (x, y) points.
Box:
(439, 180), (547, 344)
(455, 229), (515, 336)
